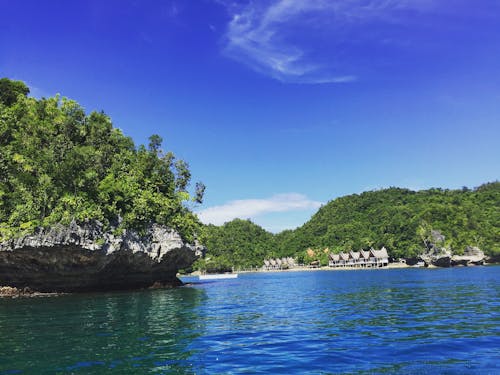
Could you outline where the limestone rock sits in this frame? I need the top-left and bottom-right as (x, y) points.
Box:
(451, 246), (485, 266)
(419, 244), (452, 267)
(0, 220), (205, 292)
(485, 253), (500, 264)
(419, 242), (486, 268)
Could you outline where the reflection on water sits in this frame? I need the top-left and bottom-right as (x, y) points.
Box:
(0, 287), (205, 374)
(0, 267), (499, 374)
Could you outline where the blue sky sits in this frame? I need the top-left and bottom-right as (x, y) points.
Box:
(1, 0), (499, 232)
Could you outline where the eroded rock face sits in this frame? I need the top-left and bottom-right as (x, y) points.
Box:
(419, 244), (486, 268)
(451, 246), (485, 266)
(420, 244), (452, 267)
(0, 220), (205, 292)
(485, 254), (500, 264)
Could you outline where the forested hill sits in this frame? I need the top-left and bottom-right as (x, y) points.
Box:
(198, 219), (275, 271)
(0, 78), (204, 242)
(1, 79), (498, 270)
(200, 183), (499, 270)
(275, 183), (499, 260)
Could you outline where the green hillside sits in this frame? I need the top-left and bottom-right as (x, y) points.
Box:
(1, 78), (498, 270)
(202, 183), (499, 270)
(196, 219), (275, 272)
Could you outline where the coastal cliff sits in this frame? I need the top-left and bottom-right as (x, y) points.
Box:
(0, 79), (207, 293)
(0, 220), (205, 292)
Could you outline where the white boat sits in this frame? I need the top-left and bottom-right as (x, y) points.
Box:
(199, 273), (238, 280)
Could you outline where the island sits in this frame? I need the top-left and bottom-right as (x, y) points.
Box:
(0, 78), (498, 295)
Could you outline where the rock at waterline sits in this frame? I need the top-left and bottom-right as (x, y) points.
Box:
(0, 220), (205, 292)
(451, 246), (485, 266)
(419, 244), (452, 267)
(419, 244), (486, 267)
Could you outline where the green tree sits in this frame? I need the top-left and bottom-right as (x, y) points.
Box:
(0, 78), (29, 106)
(0, 79), (204, 243)
(200, 182), (500, 269)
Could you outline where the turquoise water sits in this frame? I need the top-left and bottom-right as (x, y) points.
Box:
(1, 267), (499, 374)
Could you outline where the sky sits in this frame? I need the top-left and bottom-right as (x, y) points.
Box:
(1, 0), (499, 232)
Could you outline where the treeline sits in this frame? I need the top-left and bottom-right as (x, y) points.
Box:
(201, 183), (499, 270)
(0, 78), (204, 242)
(196, 219), (275, 272)
(1, 79), (498, 270)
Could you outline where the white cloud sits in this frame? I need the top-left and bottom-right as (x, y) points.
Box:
(196, 193), (322, 226)
(218, 0), (437, 83)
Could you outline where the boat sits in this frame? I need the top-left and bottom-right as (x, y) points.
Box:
(198, 273), (238, 280)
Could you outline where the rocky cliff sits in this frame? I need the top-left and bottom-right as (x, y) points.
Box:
(415, 231), (486, 267)
(0, 220), (205, 292)
(451, 246), (486, 266)
(419, 245), (485, 267)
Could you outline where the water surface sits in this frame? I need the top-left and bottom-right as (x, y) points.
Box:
(1, 267), (499, 374)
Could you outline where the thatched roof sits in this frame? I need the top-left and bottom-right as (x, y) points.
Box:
(349, 250), (360, 260)
(329, 253), (340, 261)
(339, 252), (349, 261)
(360, 249), (370, 259)
(370, 247), (389, 259)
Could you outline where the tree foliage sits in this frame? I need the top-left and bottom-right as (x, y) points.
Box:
(0, 78), (204, 242)
(198, 219), (275, 271)
(0, 78), (29, 107)
(200, 183), (499, 269)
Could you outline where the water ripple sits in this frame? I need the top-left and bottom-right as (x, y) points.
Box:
(0, 267), (498, 374)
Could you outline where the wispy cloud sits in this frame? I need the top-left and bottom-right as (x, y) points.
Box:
(197, 193), (322, 226)
(217, 0), (437, 83)
(13, 79), (50, 99)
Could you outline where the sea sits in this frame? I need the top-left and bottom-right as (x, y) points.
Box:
(0, 266), (499, 374)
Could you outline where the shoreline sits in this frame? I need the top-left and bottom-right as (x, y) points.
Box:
(0, 282), (179, 298)
(0, 286), (64, 298)
(240, 261), (412, 274)
(5, 263), (496, 296)
(184, 262), (412, 277)
(183, 261), (499, 277)
(183, 262), (498, 277)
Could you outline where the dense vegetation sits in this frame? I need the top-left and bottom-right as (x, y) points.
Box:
(202, 183), (499, 270)
(1, 79), (498, 271)
(0, 78), (204, 242)
(195, 219), (275, 272)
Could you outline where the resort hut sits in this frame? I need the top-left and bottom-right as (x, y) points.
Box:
(348, 251), (360, 267)
(369, 247), (389, 267)
(368, 247), (377, 267)
(360, 249), (371, 267)
(264, 259), (270, 270)
(328, 253), (340, 267)
(379, 247), (389, 266)
(276, 258), (282, 269)
(270, 258), (277, 269)
(338, 252), (349, 267)
(309, 260), (320, 268)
